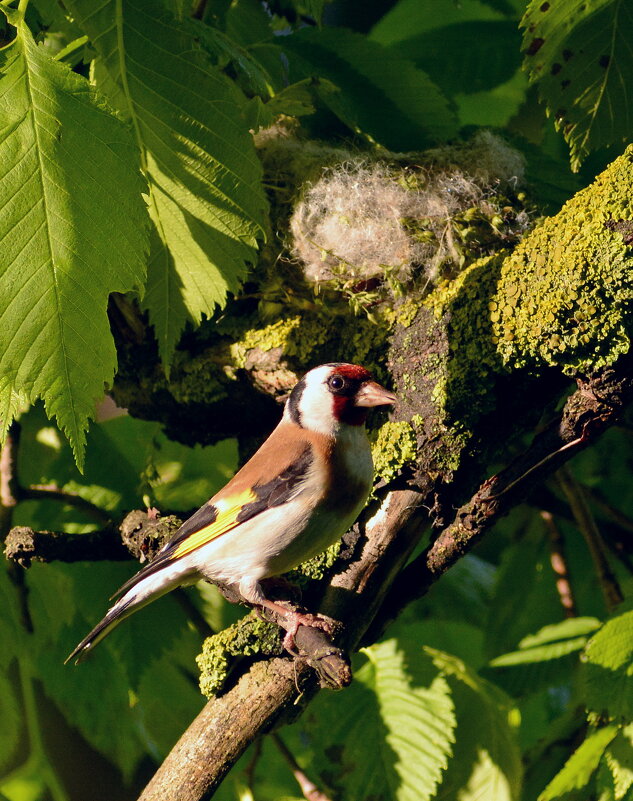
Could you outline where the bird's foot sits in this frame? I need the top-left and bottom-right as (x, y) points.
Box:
(258, 597), (334, 655)
(280, 610), (334, 656)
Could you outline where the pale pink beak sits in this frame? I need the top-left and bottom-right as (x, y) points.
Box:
(355, 380), (397, 407)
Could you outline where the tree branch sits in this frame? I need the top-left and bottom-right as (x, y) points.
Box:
(4, 510), (183, 568)
(138, 488), (427, 801)
(4, 526), (127, 567)
(556, 466), (623, 611)
(541, 509), (577, 617)
(368, 353), (633, 637)
(271, 733), (333, 801)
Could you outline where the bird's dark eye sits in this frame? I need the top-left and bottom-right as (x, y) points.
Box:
(328, 375), (345, 391)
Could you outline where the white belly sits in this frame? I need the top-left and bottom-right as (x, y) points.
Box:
(193, 426), (372, 586)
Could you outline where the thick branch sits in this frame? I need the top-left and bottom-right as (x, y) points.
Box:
(139, 489), (427, 801)
(374, 354), (633, 626)
(4, 526), (127, 567)
(4, 510), (182, 568)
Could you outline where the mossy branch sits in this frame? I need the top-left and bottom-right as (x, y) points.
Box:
(372, 352), (633, 630)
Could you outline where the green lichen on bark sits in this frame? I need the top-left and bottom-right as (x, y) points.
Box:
(197, 613), (281, 698)
(371, 421), (418, 484)
(387, 254), (507, 482)
(492, 146), (633, 373)
(290, 540), (342, 583)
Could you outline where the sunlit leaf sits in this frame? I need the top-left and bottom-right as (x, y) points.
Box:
(0, 10), (147, 467)
(584, 609), (633, 723)
(539, 726), (618, 800)
(302, 639), (456, 801)
(65, 0), (268, 366)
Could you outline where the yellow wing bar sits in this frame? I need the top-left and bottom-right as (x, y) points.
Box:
(171, 488), (257, 559)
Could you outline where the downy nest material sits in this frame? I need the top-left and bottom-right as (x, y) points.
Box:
(289, 131), (530, 291)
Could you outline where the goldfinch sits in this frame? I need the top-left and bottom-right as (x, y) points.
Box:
(67, 363), (396, 663)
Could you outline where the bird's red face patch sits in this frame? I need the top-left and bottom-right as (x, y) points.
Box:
(327, 364), (373, 426)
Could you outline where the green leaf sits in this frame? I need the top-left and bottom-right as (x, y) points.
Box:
(187, 17), (274, 97)
(225, 0), (272, 46)
(484, 515), (563, 658)
(26, 564), (146, 776)
(0, 564), (23, 668)
(280, 27), (458, 150)
(521, 0), (633, 170)
(0, 616), (21, 774)
(604, 726), (633, 801)
(539, 726), (618, 800)
(302, 638), (456, 801)
(135, 638), (204, 758)
(428, 648), (523, 801)
(391, 20), (522, 95)
(419, 554), (496, 629)
(370, 0), (509, 47)
(490, 618), (601, 666)
(0, 13), (147, 468)
(584, 609), (633, 723)
(65, 0), (268, 366)
(25, 559), (201, 776)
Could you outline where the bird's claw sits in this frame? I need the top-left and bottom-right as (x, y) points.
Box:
(281, 611), (334, 655)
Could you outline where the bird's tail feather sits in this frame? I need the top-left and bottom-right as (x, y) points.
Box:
(66, 559), (194, 664)
(65, 596), (137, 664)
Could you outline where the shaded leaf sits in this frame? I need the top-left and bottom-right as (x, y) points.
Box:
(225, 0), (272, 46)
(0, 672), (21, 774)
(188, 17), (274, 97)
(419, 554), (496, 630)
(370, 0), (509, 47)
(392, 20), (522, 95)
(0, 11), (147, 467)
(429, 648), (523, 801)
(280, 27), (458, 150)
(28, 564), (147, 777)
(484, 515), (563, 658)
(65, 0), (268, 366)
(521, 0), (633, 170)
(135, 631), (204, 758)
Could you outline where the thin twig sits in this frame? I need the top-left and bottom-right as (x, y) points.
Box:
(556, 466), (623, 612)
(271, 733), (333, 801)
(583, 486), (633, 533)
(244, 738), (262, 796)
(23, 485), (111, 525)
(528, 486), (633, 575)
(0, 422), (21, 538)
(541, 509), (577, 617)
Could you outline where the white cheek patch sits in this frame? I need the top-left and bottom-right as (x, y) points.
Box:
(294, 365), (338, 435)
